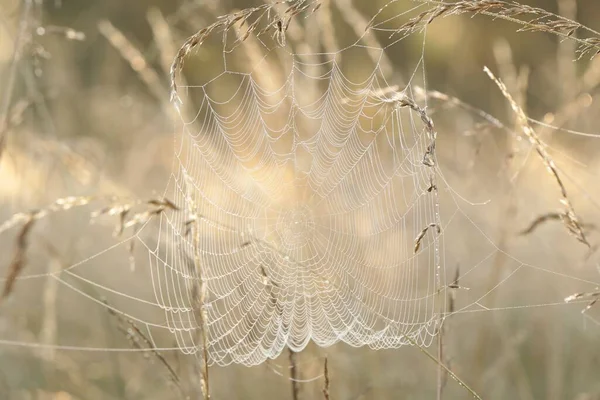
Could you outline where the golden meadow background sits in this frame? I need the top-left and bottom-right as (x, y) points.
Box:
(2, 0), (600, 399)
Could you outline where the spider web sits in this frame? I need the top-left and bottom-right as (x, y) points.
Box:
(154, 9), (443, 366)
(143, 1), (600, 366)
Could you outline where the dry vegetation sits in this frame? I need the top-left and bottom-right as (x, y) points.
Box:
(2, 0), (600, 399)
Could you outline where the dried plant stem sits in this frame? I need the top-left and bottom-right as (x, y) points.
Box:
(105, 300), (184, 397)
(519, 212), (562, 235)
(2, 216), (35, 301)
(289, 348), (300, 400)
(436, 313), (445, 400)
(180, 170), (211, 399)
(0, 0), (34, 158)
(382, 0), (600, 59)
(147, 7), (177, 78)
(39, 244), (62, 362)
(97, 19), (174, 118)
(323, 357), (330, 400)
(0, 196), (177, 299)
(485, 66), (590, 247)
(413, 86), (504, 129)
(0, 196), (94, 235)
(0, 196), (98, 300)
(437, 267), (461, 400)
(565, 291), (599, 313)
(414, 223), (440, 254)
(493, 39), (529, 118)
(170, 0), (322, 101)
(190, 197), (210, 399)
(146, 8), (198, 125)
(403, 333), (482, 400)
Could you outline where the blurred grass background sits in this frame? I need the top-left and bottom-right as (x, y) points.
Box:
(2, 0), (600, 399)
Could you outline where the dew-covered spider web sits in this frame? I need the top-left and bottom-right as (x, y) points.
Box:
(2, 0), (600, 379)
(145, 0), (600, 366)
(161, 38), (441, 367)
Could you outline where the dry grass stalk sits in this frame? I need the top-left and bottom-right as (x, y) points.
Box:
(373, 88), (444, 320)
(94, 197), (179, 271)
(484, 67), (590, 247)
(411, 86), (517, 164)
(183, 172), (211, 400)
(493, 39), (529, 119)
(195, 229), (211, 400)
(375, 0), (600, 60)
(189, 256), (210, 400)
(0, 195), (177, 300)
(372, 89), (438, 174)
(169, 0), (322, 103)
(2, 216), (35, 301)
(565, 291), (600, 313)
(98, 20), (170, 112)
(413, 86), (505, 130)
(402, 332), (482, 400)
(127, 222), (140, 272)
(0, 0), (34, 159)
(104, 300), (184, 397)
(289, 348), (300, 400)
(92, 197), (179, 235)
(0, 195), (102, 301)
(147, 8), (177, 77)
(413, 82), (600, 220)
(436, 320), (445, 399)
(257, 263), (284, 319)
(147, 7), (198, 124)
(0, 196), (97, 236)
(323, 356), (330, 400)
(437, 266), (462, 400)
(38, 242), (62, 362)
(169, 6), (260, 103)
(518, 212), (596, 236)
(414, 223), (441, 254)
